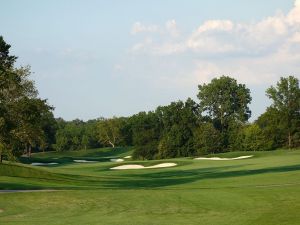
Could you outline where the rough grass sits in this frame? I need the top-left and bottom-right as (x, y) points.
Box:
(0, 147), (300, 225)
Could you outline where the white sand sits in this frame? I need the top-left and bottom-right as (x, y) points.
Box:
(73, 160), (98, 163)
(233, 156), (253, 159)
(111, 162), (177, 170)
(148, 163), (177, 168)
(194, 155), (253, 161)
(112, 164), (144, 169)
(124, 156), (132, 159)
(31, 162), (58, 166)
(110, 158), (124, 162)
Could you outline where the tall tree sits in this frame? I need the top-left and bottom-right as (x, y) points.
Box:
(156, 99), (200, 158)
(197, 76), (252, 130)
(0, 36), (54, 159)
(11, 98), (52, 156)
(130, 111), (161, 159)
(256, 107), (285, 149)
(81, 135), (89, 150)
(266, 76), (300, 148)
(197, 76), (252, 149)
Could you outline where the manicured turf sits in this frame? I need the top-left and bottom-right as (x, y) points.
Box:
(1, 147), (300, 225)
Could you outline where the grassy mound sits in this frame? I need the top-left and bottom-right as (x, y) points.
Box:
(0, 163), (54, 178)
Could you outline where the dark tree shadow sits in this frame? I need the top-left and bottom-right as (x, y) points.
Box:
(101, 164), (300, 189)
(18, 147), (132, 167)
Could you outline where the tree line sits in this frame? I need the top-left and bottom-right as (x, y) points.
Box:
(1, 36), (299, 161)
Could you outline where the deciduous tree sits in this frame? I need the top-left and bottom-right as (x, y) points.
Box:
(266, 76), (300, 148)
(97, 117), (124, 148)
(197, 76), (252, 148)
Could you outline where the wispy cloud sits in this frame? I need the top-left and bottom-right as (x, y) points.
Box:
(165, 19), (180, 38)
(131, 22), (158, 35)
(123, 2), (300, 86)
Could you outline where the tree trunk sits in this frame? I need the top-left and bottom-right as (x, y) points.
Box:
(108, 141), (115, 148)
(27, 145), (32, 158)
(0, 154), (2, 163)
(288, 131), (292, 149)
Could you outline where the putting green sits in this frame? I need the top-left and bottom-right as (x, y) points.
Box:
(0, 147), (300, 225)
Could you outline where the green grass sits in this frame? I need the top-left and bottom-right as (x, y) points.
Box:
(1, 147), (300, 225)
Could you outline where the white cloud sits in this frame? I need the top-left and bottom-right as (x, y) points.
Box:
(131, 22), (158, 35)
(196, 20), (234, 33)
(130, 20), (183, 54)
(186, 11), (293, 56)
(289, 32), (300, 43)
(287, 1), (300, 24)
(154, 42), (185, 54)
(131, 20), (181, 37)
(126, 1), (300, 87)
(132, 2), (300, 56)
(131, 38), (153, 52)
(165, 19), (180, 37)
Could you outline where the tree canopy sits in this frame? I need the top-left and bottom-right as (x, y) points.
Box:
(266, 76), (300, 148)
(0, 36), (55, 160)
(197, 76), (252, 129)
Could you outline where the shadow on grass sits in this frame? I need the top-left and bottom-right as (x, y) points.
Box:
(0, 182), (46, 190)
(18, 147), (133, 167)
(0, 163), (110, 189)
(80, 147), (132, 158)
(2, 162), (300, 191)
(19, 157), (108, 167)
(101, 164), (300, 189)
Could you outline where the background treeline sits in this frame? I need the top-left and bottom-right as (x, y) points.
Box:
(1, 36), (300, 161)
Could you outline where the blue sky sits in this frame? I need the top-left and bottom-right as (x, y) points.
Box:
(0, 0), (299, 121)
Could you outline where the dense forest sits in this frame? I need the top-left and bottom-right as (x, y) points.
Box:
(1, 36), (300, 161)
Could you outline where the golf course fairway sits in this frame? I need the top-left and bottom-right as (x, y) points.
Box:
(1, 147), (300, 225)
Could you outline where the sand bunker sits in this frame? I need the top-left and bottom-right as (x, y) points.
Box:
(0, 209), (3, 213)
(111, 162), (177, 170)
(31, 162), (59, 166)
(124, 156), (132, 159)
(73, 159), (98, 163)
(110, 158), (124, 162)
(194, 155), (253, 161)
